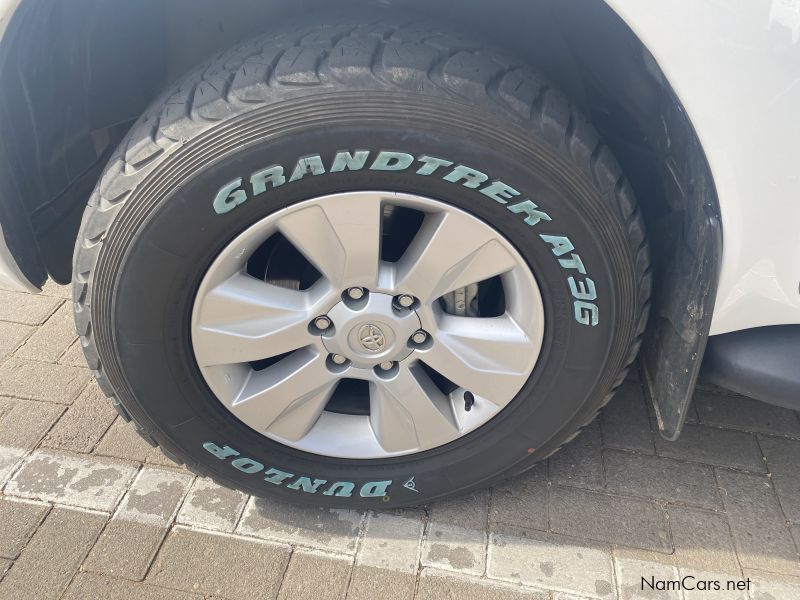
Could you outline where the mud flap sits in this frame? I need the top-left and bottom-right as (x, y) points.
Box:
(639, 135), (722, 441)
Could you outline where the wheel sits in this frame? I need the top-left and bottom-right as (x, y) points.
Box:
(73, 20), (650, 507)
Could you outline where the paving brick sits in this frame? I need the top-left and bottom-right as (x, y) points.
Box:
(39, 280), (72, 299)
(418, 570), (548, 599)
(0, 358), (89, 404)
(84, 468), (193, 580)
(0, 398), (13, 421)
(0, 446), (26, 487)
(615, 555), (680, 600)
(716, 468), (800, 576)
(358, 512), (423, 573)
(62, 572), (203, 600)
(14, 303), (76, 362)
(0, 399), (63, 449)
(0, 507), (105, 600)
(428, 488), (489, 531)
(758, 435), (800, 523)
(115, 467), (193, 525)
(177, 477), (247, 532)
(601, 381), (654, 454)
(58, 339), (87, 367)
(6, 451), (137, 511)
(489, 531), (615, 598)
(654, 423), (765, 472)
(148, 527), (290, 600)
(83, 521), (166, 581)
(667, 507), (739, 579)
(490, 462), (547, 533)
(745, 570), (800, 600)
(603, 450), (721, 509)
(0, 321), (33, 360)
(550, 486), (671, 553)
(277, 551), (352, 600)
(0, 499), (48, 560)
(694, 390), (800, 437)
(549, 420), (604, 491)
(422, 522), (486, 576)
(347, 565), (416, 600)
(238, 496), (362, 554)
(0, 290), (61, 325)
(41, 383), (116, 453)
(93, 417), (177, 466)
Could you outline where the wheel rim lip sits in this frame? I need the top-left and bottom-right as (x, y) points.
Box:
(190, 191), (546, 459)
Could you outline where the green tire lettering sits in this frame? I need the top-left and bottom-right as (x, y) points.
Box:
(322, 482), (356, 497)
(263, 468), (294, 485)
(231, 457), (264, 474)
(558, 253), (587, 274)
(508, 200), (551, 227)
(213, 179), (248, 215)
(211, 148), (601, 327)
(416, 155), (453, 176)
(479, 180), (519, 204)
(203, 442), (240, 460)
(330, 150), (370, 172)
(286, 476), (328, 494)
(443, 165), (488, 189)
(568, 276), (597, 301)
(575, 301), (599, 326)
(290, 155), (326, 182)
(359, 480), (392, 498)
(539, 234), (575, 257)
(250, 165), (285, 196)
(370, 151), (414, 171)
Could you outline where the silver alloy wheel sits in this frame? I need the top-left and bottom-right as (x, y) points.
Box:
(191, 191), (545, 459)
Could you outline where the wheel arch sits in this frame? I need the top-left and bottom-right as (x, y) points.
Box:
(0, 0), (720, 438)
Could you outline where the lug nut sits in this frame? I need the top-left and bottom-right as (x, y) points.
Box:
(378, 361), (394, 371)
(396, 294), (415, 308)
(330, 354), (347, 365)
(347, 287), (365, 300)
(314, 316), (332, 330)
(411, 330), (428, 345)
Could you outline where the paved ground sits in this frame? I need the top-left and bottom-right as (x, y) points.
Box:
(1, 282), (800, 599)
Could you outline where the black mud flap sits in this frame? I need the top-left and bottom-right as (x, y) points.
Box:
(639, 132), (722, 441)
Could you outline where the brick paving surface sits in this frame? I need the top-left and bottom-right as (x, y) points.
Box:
(1, 282), (800, 599)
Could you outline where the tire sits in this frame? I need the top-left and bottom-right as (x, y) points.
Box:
(73, 20), (650, 508)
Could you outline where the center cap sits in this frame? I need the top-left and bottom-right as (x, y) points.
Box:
(356, 323), (387, 353)
(321, 293), (421, 368)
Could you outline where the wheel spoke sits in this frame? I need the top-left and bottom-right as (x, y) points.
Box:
(229, 348), (338, 438)
(394, 212), (517, 304)
(277, 195), (384, 290)
(420, 312), (537, 404)
(193, 272), (320, 367)
(369, 364), (459, 452)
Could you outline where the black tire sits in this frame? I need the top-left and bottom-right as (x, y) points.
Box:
(73, 20), (650, 508)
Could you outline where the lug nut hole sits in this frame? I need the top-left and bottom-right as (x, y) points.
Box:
(373, 361), (399, 379)
(341, 287), (370, 310)
(393, 294), (419, 312)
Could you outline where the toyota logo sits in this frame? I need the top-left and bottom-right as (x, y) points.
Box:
(357, 324), (386, 353)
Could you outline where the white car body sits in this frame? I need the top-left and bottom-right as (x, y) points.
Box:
(607, 0), (800, 336)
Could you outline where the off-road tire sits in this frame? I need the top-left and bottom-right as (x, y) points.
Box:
(73, 20), (651, 507)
